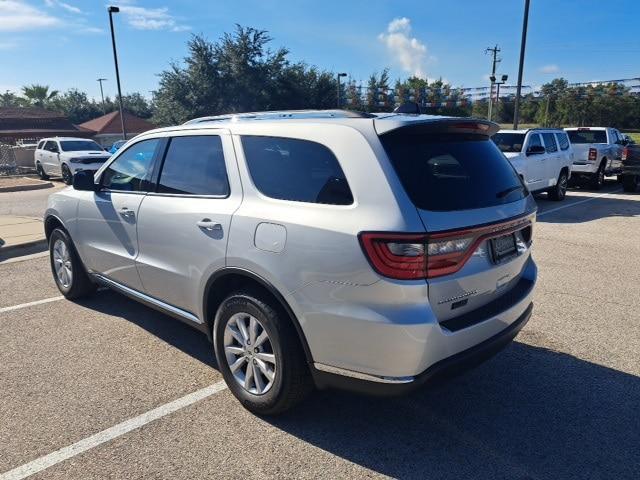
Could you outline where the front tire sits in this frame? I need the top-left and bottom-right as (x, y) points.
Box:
(548, 170), (568, 201)
(214, 291), (312, 415)
(49, 228), (96, 299)
(36, 162), (49, 180)
(61, 164), (73, 185)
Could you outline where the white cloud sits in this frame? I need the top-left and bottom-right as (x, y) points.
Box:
(0, 1), (61, 31)
(540, 64), (559, 74)
(378, 17), (428, 78)
(119, 5), (190, 32)
(44, 0), (81, 14)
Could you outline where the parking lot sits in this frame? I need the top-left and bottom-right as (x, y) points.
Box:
(1, 182), (639, 480)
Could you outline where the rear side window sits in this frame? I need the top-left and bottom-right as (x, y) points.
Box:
(241, 136), (353, 205)
(157, 136), (229, 196)
(380, 130), (526, 211)
(556, 132), (570, 151)
(491, 133), (525, 153)
(542, 133), (558, 153)
(567, 130), (607, 144)
(37, 141), (45, 149)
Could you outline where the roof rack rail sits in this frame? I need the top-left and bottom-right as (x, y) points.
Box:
(183, 109), (375, 125)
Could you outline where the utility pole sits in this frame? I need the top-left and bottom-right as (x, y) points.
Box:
(513, 0), (531, 129)
(337, 73), (347, 108)
(108, 6), (126, 140)
(485, 44), (501, 121)
(97, 78), (107, 114)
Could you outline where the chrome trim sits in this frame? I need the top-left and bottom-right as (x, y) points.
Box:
(92, 273), (203, 324)
(314, 363), (414, 384)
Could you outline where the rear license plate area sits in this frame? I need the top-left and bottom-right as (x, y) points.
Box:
(490, 233), (517, 264)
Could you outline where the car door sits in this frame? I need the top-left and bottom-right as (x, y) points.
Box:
(135, 131), (242, 319)
(524, 133), (546, 191)
(541, 132), (560, 187)
(75, 137), (164, 290)
(42, 141), (59, 174)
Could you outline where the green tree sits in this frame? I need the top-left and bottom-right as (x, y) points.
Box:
(0, 90), (23, 107)
(21, 84), (59, 108)
(51, 89), (102, 124)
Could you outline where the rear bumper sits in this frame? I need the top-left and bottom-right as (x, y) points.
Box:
(571, 162), (598, 175)
(312, 302), (533, 395)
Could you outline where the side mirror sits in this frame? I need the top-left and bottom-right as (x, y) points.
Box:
(73, 170), (98, 191)
(526, 145), (546, 156)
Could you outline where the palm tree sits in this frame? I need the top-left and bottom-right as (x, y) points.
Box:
(21, 84), (59, 108)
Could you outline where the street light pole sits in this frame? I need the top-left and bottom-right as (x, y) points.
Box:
(337, 73), (347, 108)
(108, 6), (126, 140)
(513, 0), (531, 129)
(97, 78), (107, 114)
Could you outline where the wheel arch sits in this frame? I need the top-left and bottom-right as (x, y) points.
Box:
(44, 214), (66, 241)
(202, 267), (314, 365)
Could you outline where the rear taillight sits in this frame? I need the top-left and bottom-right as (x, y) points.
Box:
(588, 148), (597, 161)
(622, 147), (628, 161)
(359, 216), (533, 280)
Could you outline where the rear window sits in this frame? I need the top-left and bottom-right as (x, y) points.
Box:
(567, 130), (607, 144)
(492, 133), (525, 153)
(241, 136), (353, 205)
(380, 130), (526, 211)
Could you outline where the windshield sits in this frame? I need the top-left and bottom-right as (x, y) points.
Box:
(492, 133), (526, 153)
(60, 140), (104, 152)
(380, 130), (526, 211)
(567, 130), (607, 144)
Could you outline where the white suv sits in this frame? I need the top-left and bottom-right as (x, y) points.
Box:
(34, 137), (112, 184)
(44, 111), (537, 414)
(492, 129), (574, 201)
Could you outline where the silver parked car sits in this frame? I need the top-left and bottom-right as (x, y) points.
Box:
(44, 110), (537, 414)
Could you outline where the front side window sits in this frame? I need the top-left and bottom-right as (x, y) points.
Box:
(101, 138), (161, 192)
(60, 140), (103, 152)
(527, 133), (543, 150)
(157, 136), (229, 196)
(241, 136), (353, 205)
(44, 141), (58, 152)
(542, 133), (558, 153)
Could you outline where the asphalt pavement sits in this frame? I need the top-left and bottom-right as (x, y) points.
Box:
(0, 182), (638, 479)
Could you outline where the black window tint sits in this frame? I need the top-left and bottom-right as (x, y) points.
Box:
(381, 130), (526, 211)
(241, 136), (353, 205)
(557, 132), (570, 150)
(542, 133), (558, 152)
(491, 133), (525, 153)
(567, 130), (607, 144)
(158, 136), (229, 196)
(37, 141), (45, 149)
(102, 138), (160, 192)
(44, 141), (57, 152)
(528, 134), (542, 149)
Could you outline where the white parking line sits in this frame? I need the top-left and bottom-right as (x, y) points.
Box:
(538, 188), (622, 217)
(0, 381), (228, 480)
(0, 296), (64, 314)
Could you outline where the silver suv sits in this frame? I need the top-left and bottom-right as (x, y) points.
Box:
(45, 110), (537, 414)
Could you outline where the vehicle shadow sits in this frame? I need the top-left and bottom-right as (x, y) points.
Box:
(266, 343), (639, 480)
(535, 190), (640, 224)
(76, 289), (217, 368)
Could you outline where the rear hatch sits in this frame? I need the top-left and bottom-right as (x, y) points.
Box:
(374, 118), (537, 326)
(566, 128), (607, 162)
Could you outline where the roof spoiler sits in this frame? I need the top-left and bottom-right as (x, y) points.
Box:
(375, 116), (500, 136)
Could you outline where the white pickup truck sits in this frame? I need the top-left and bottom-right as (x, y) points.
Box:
(564, 127), (625, 189)
(492, 128), (573, 201)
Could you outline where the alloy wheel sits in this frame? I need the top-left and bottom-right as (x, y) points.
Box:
(53, 239), (73, 288)
(223, 312), (277, 395)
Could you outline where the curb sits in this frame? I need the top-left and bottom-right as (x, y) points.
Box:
(0, 238), (48, 261)
(0, 180), (54, 193)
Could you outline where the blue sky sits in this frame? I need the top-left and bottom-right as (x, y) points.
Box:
(1, 0), (639, 100)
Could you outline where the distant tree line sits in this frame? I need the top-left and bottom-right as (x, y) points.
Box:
(2, 25), (638, 129)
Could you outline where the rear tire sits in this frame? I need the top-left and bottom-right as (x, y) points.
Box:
(61, 164), (73, 185)
(36, 162), (49, 180)
(622, 174), (639, 193)
(49, 228), (96, 299)
(548, 170), (568, 201)
(214, 290), (312, 415)
(589, 161), (606, 190)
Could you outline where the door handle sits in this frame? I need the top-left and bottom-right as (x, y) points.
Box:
(119, 207), (135, 218)
(197, 219), (222, 231)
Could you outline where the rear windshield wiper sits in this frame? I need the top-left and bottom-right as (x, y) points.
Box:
(496, 185), (525, 198)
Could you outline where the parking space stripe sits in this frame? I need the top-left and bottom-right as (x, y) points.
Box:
(537, 188), (622, 217)
(0, 296), (64, 314)
(0, 381), (228, 480)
